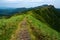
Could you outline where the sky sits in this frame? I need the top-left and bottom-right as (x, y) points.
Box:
(0, 0), (60, 8)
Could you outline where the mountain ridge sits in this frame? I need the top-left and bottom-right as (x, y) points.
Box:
(0, 5), (60, 40)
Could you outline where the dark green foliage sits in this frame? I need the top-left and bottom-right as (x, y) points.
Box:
(30, 5), (60, 32)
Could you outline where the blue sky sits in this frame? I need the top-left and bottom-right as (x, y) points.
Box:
(0, 0), (60, 8)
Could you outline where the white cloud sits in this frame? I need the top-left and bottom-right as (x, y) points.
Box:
(7, 0), (23, 2)
(22, 0), (54, 2)
(0, 0), (23, 3)
(27, 0), (42, 2)
(0, 0), (58, 8)
(0, 0), (54, 2)
(30, 0), (54, 2)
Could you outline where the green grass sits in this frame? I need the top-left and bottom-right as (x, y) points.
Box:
(27, 15), (60, 40)
(0, 14), (60, 40)
(0, 14), (25, 40)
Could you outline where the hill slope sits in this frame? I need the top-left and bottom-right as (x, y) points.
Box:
(29, 5), (60, 32)
(0, 5), (60, 40)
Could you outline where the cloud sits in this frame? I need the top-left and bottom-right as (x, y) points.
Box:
(6, 0), (24, 2)
(0, 0), (23, 3)
(0, 0), (58, 8)
(0, 0), (54, 2)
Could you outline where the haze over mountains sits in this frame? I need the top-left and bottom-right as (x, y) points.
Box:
(0, 7), (27, 16)
(0, 5), (60, 16)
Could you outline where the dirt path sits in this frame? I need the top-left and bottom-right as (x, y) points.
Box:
(16, 17), (31, 40)
(10, 17), (31, 40)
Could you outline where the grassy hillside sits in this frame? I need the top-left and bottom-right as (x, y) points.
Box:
(0, 14), (26, 40)
(27, 15), (60, 40)
(29, 5), (60, 32)
(0, 5), (60, 40)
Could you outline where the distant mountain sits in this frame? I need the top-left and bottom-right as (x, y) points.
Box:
(0, 8), (28, 16)
(55, 8), (60, 17)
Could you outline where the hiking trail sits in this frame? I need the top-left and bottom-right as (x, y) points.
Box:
(10, 17), (31, 40)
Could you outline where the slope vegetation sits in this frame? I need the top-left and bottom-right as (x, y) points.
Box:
(9, 14), (60, 40)
(0, 5), (60, 40)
